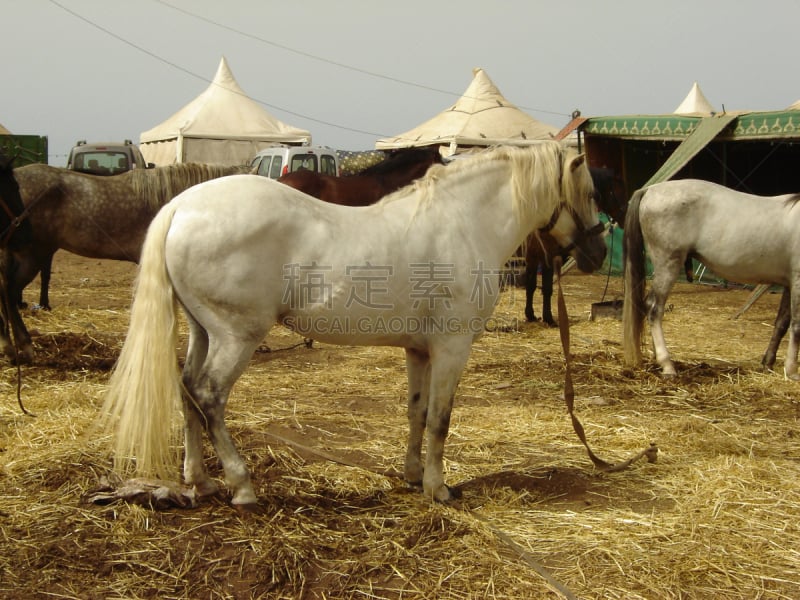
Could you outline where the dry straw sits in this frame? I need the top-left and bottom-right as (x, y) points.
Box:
(1, 255), (798, 599)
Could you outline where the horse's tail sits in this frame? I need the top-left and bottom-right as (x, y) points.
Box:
(100, 199), (183, 479)
(622, 188), (647, 367)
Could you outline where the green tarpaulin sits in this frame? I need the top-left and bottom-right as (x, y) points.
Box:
(644, 114), (738, 186)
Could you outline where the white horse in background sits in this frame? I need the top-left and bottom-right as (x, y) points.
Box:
(101, 143), (606, 508)
(623, 178), (800, 378)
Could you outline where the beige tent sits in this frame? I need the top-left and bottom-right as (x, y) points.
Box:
(674, 81), (716, 116)
(376, 67), (558, 155)
(140, 57), (311, 166)
(0, 122), (11, 135)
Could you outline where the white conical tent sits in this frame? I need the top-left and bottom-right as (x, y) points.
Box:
(787, 99), (800, 110)
(375, 67), (558, 155)
(140, 57), (311, 166)
(674, 82), (716, 116)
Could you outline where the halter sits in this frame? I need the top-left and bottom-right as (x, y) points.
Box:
(538, 202), (605, 253)
(0, 182), (51, 246)
(0, 188), (25, 246)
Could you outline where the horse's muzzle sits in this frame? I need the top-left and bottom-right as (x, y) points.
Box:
(568, 222), (608, 273)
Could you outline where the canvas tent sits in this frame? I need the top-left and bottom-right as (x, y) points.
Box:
(579, 83), (800, 275)
(0, 122), (10, 135)
(140, 57), (311, 166)
(375, 68), (558, 155)
(673, 81), (716, 116)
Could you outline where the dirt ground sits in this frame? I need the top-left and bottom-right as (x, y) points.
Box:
(0, 252), (798, 599)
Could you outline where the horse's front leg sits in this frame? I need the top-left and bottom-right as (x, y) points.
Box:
(423, 338), (472, 502)
(0, 310), (11, 359)
(784, 285), (800, 380)
(404, 348), (430, 487)
(0, 252), (33, 363)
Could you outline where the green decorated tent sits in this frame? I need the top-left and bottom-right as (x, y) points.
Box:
(563, 84), (800, 276)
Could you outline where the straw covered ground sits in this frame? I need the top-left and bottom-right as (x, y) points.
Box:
(1, 253), (798, 599)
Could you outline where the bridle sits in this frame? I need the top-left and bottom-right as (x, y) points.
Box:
(0, 191), (28, 246)
(538, 201), (605, 253)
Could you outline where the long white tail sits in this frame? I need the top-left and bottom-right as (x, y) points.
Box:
(100, 199), (184, 479)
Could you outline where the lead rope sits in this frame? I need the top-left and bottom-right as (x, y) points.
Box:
(553, 255), (657, 471)
(263, 424), (580, 599)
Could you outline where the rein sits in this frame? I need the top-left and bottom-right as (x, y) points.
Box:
(0, 183), (50, 245)
(553, 255), (658, 471)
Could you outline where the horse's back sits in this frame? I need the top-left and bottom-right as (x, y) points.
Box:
(640, 179), (800, 285)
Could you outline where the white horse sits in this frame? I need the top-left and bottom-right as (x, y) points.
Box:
(101, 143), (606, 508)
(623, 178), (800, 378)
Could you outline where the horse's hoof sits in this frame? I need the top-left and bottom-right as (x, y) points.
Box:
(192, 479), (220, 498)
(234, 502), (263, 516)
(783, 368), (800, 381)
(427, 483), (462, 503)
(7, 347), (34, 365)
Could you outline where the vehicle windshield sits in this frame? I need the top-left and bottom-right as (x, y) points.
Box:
(73, 151), (129, 175)
(290, 155), (318, 172)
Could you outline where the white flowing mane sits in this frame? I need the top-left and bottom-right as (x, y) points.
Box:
(374, 142), (575, 227)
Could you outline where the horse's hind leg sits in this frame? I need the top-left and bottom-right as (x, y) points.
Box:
(783, 285), (800, 380)
(647, 257), (682, 376)
(180, 317), (219, 498)
(762, 288), (790, 372)
(182, 323), (266, 506)
(404, 347), (430, 487)
(37, 252), (54, 310)
(524, 259), (538, 322)
(540, 263), (556, 326)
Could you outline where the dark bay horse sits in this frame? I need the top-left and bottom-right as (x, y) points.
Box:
(278, 147), (443, 205)
(100, 143), (606, 506)
(0, 153), (34, 359)
(622, 179), (800, 378)
(1, 163), (249, 361)
(524, 166), (625, 324)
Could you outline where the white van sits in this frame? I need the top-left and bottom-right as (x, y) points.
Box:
(250, 146), (339, 179)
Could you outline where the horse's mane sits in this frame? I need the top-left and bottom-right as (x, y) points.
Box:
(356, 147), (441, 176)
(376, 143), (573, 226)
(128, 163), (252, 209)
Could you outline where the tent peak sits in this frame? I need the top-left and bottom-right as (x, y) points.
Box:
(376, 67), (557, 153)
(674, 81), (716, 116)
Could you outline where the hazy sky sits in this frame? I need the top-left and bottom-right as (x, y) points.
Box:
(3, 0), (799, 164)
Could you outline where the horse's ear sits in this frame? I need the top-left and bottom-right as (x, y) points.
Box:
(569, 153), (587, 172)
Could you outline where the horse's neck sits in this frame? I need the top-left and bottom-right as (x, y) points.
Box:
(16, 166), (54, 206)
(424, 165), (534, 264)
